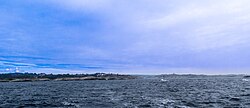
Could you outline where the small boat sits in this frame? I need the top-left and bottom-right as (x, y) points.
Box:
(242, 76), (250, 82)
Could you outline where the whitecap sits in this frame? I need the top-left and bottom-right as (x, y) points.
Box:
(242, 79), (249, 82)
(161, 79), (168, 82)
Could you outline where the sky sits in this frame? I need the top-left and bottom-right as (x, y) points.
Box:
(0, 0), (250, 74)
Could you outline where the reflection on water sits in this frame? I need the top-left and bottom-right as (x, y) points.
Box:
(0, 75), (249, 108)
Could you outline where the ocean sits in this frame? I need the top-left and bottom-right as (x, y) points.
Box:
(0, 75), (249, 108)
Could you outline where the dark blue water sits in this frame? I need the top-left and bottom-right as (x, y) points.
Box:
(0, 76), (249, 108)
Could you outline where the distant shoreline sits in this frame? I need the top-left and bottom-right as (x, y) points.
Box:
(0, 73), (137, 82)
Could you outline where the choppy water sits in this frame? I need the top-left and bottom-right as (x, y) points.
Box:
(0, 76), (249, 108)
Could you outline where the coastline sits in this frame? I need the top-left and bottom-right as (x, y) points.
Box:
(0, 73), (137, 82)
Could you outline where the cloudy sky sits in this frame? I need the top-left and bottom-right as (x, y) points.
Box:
(1, 0), (250, 74)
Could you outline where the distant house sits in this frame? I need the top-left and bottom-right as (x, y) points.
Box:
(39, 73), (46, 77)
